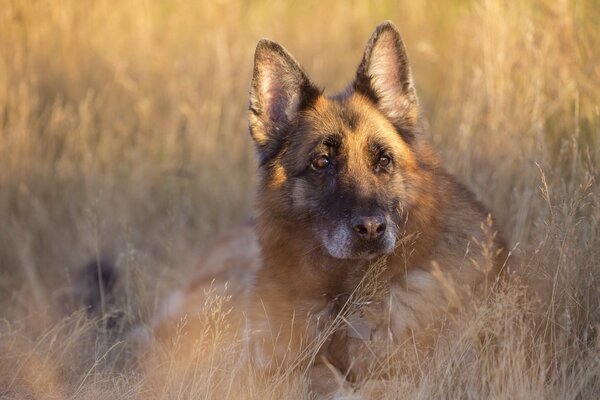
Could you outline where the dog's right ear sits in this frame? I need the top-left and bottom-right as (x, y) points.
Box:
(249, 40), (320, 164)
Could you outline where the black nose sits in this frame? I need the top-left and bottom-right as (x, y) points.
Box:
(351, 216), (387, 241)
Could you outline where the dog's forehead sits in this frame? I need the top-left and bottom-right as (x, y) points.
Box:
(298, 94), (403, 151)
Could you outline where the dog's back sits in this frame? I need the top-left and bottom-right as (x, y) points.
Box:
(152, 221), (260, 341)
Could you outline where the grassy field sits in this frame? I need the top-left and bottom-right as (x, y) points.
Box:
(1, 0), (599, 398)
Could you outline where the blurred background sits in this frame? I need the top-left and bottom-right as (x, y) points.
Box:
(0, 0), (598, 398)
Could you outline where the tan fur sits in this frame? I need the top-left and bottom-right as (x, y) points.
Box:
(152, 221), (259, 342)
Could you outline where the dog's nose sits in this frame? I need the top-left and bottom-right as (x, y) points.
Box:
(351, 216), (387, 240)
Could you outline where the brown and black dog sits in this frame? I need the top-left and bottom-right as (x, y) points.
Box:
(154, 20), (511, 393)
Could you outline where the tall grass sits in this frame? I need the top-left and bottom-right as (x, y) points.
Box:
(0, 0), (598, 398)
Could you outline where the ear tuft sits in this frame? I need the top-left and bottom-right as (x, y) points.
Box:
(249, 39), (320, 164)
(354, 21), (419, 136)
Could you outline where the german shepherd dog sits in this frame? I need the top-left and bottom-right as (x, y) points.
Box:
(152, 20), (510, 393)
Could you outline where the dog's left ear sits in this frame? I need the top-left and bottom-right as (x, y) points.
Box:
(354, 21), (419, 133)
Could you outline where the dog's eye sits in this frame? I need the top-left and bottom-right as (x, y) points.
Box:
(311, 155), (330, 171)
(377, 155), (391, 168)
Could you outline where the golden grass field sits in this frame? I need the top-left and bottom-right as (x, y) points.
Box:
(1, 0), (599, 398)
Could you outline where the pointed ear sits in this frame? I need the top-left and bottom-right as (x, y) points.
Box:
(249, 39), (320, 164)
(354, 21), (419, 136)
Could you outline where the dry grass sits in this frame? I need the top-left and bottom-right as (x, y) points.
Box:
(1, 0), (599, 398)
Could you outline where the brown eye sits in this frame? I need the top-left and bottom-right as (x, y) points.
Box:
(311, 155), (330, 171)
(378, 155), (391, 168)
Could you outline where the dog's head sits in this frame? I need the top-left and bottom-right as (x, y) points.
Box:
(249, 22), (429, 261)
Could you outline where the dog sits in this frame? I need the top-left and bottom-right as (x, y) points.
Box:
(152, 20), (511, 394)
